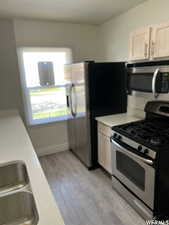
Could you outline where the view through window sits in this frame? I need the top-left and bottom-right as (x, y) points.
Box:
(18, 48), (72, 125)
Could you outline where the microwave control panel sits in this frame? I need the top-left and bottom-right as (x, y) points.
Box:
(161, 72), (169, 93)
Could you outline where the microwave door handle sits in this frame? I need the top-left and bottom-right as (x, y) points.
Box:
(110, 138), (154, 166)
(152, 68), (160, 98)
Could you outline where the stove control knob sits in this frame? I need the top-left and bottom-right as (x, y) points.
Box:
(113, 133), (117, 138)
(144, 149), (149, 154)
(117, 135), (122, 140)
(138, 145), (142, 151)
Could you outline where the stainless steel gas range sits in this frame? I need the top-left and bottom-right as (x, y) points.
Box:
(111, 101), (169, 220)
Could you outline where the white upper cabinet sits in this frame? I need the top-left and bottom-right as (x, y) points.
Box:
(129, 27), (151, 61)
(129, 21), (169, 61)
(151, 22), (169, 59)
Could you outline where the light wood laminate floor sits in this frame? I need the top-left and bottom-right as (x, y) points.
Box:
(40, 151), (145, 225)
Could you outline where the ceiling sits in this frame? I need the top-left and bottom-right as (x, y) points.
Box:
(0, 0), (146, 25)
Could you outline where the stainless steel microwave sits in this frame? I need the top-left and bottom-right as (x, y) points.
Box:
(127, 61), (169, 97)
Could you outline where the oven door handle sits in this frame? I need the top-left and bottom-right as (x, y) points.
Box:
(110, 138), (154, 166)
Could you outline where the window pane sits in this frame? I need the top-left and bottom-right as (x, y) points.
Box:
(23, 52), (67, 87)
(116, 151), (145, 191)
(29, 87), (67, 121)
(18, 48), (72, 125)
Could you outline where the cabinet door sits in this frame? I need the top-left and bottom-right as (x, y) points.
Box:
(98, 131), (112, 174)
(104, 134), (112, 174)
(98, 132), (105, 169)
(151, 22), (169, 59)
(129, 27), (151, 61)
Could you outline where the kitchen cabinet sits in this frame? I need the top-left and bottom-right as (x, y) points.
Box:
(129, 21), (169, 61)
(97, 122), (112, 174)
(151, 22), (169, 59)
(129, 27), (151, 61)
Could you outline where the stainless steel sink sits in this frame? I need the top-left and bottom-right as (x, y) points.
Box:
(0, 191), (39, 225)
(0, 161), (29, 194)
(0, 161), (39, 225)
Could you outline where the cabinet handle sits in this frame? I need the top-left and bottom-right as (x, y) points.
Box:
(144, 43), (148, 58)
(151, 41), (155, 57)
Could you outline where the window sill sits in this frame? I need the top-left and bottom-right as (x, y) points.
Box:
(28, 115), (69, 127)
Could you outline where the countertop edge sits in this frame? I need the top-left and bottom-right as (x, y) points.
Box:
(0, 110), (65, 225)
(95, 113), (142, 128)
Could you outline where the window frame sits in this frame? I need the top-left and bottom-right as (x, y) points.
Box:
(17, 47), (72, 126)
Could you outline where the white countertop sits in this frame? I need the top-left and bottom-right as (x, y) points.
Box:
(96, 113), (142, 127)
(0, 111), (65, 225)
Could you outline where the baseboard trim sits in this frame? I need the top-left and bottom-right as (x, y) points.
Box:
(37, 143), (69, 157)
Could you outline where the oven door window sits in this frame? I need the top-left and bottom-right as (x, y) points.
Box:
(116, 151), (145, 191)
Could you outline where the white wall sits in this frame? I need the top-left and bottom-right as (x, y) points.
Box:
(99, 0), (169, 117)
(100, 0), (169, 61)
(12, 19), (100, 156)
(27, 122), (68, 156)
(0, 19), (23, 116)
(14, 19), (101, 62)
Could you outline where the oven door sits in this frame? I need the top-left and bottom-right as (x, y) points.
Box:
(111, 138), (155, 209)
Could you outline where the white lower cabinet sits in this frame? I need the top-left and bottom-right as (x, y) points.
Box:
(98, 122), (112, 174)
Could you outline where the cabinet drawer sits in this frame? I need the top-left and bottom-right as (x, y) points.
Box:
(98, 122), (112, 137)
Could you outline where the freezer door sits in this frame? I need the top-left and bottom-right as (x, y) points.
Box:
(72, 63), (92, 167)
(64, 64), (72, 84)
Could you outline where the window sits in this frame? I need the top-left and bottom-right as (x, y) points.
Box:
(18, 47), (72, 125)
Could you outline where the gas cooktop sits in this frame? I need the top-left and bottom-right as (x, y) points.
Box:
(112, 118), (169, 150)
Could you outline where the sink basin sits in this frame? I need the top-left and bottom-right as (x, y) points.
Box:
(0, 162), (39, 225)
(0, 191), (39, 225)
(0, 161), (29, 194)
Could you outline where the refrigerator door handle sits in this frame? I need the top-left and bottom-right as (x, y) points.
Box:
(66, 95), (70, 108)
(73, 84), (78, 117)
(70, 84), (76, 117)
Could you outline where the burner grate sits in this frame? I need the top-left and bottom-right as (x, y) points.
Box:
(115, 119), (169, 148)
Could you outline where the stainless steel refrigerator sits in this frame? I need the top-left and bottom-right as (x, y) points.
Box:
(65, 61), (127, 169)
